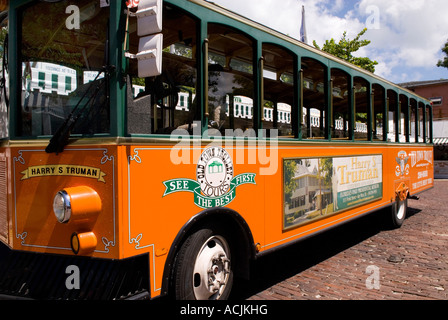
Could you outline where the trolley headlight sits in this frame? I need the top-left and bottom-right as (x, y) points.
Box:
(52, 186), (101, 224)
(53, 190), (72, 223)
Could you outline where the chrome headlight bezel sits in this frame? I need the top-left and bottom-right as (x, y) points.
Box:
(53, 190), (72, 223)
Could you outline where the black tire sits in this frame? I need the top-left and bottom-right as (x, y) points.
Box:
(172, 227), (234, 300)
(389, 197), (408, 229)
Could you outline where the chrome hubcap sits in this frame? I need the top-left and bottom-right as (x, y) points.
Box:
(192, 236), (231, 300)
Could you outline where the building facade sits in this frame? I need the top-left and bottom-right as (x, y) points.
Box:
(400, 79), (448, 178)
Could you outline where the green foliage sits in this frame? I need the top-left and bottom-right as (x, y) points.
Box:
(0, 27), (7, 56)
(313, 28), (378, 73)
(318, 158), (333, 188)
(283, 160), (298, 203)
(437, 39), (448, 69)
(0, 27), (7, 75)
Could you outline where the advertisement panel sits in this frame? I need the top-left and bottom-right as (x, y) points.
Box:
(283, 155), (383, 230)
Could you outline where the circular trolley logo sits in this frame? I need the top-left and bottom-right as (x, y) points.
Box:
(197, 147), (233, 198)
(163, 147), (256, 209)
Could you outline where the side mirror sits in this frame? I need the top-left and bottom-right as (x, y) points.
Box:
(126, 0), (163, 78)
(136, 0), (162, 36)
(137, 33), (163, 78)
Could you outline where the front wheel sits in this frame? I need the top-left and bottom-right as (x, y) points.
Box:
(172, 227), (234, 300)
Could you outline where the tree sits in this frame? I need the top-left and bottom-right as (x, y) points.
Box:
(437, 40), (448, 69)
(313, 28), (378, 73)
(0, 26), (7, 60)
(283, 159), (298, 204)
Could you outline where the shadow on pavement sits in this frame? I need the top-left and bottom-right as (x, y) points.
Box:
(230, 205), (422, 300)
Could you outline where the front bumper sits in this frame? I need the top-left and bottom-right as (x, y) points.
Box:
(0, 242), (150, 300)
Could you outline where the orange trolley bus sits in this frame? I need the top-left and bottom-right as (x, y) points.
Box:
(0, 0), (434, 300)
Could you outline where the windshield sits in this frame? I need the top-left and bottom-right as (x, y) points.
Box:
(19, 0), (110, 137)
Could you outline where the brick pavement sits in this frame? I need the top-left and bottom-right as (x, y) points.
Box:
(235, 180), (448, 300)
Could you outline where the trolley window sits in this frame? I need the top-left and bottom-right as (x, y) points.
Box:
(127, 3), (200, 135)
(19, 0), (110, 137)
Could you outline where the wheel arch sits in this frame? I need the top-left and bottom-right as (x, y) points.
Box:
(161, 207), (256, 296)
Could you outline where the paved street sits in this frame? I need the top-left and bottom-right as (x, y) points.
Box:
(233, 180), (448, 300)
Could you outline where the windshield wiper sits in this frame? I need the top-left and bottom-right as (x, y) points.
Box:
(45, 65), (114, 154)
(46, 22), (113, 155)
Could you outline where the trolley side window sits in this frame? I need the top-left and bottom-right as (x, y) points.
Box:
(331, 68), (351, 140)
(127, 4), (199, 135)
(301, 57), (327, 140)
(262, 43), (295, 139)
(207, 23), (255, 137)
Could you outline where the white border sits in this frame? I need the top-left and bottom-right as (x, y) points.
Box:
(12, 148), (116, 253)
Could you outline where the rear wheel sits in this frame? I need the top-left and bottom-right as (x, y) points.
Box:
(389, 197), (408, 229)
(172, 227), (234, 300)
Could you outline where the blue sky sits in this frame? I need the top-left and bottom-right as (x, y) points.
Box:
(211, 0), (448, 84)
